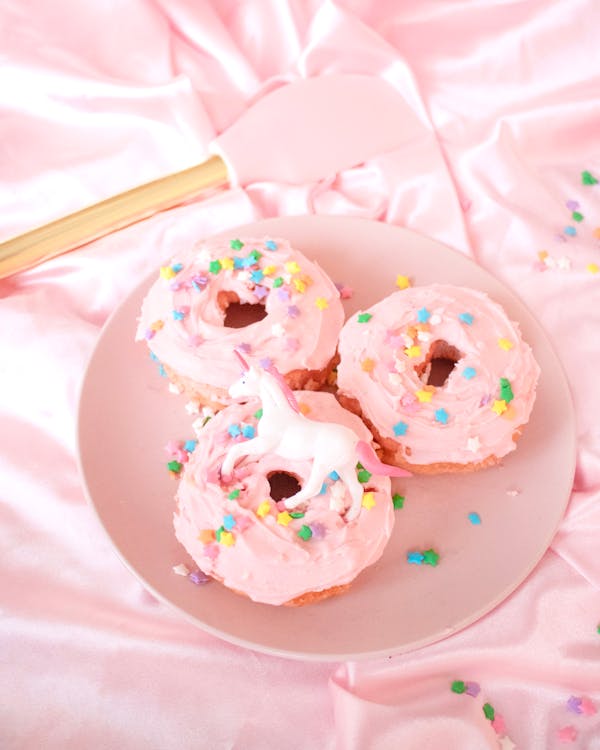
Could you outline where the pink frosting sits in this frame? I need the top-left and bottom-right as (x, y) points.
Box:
(337, 285), (541, 467)
(136, 236), (343, 398)
(174, 391), (395, 606)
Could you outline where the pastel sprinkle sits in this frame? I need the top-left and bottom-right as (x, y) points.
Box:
(465, 682), (481, 697)
(298, 525), (313, 541)
(220, 530), (235, 546)
(262, 265), (276, 275)
(249, 249), (261, 263)
(462, 366), (476, 379)
(315, 297), (329, 310)
(407, 551), (424, 564)
(580, 697), (597, 716)
(256, 501), (271, 518)
(285, 261), (300, 274)
(396, 274), (411, 289)
(209, 260), (222, 274)
(150, 320), (164, 332)
(404, 345), (421, 358)
(572, 211), (584, 222)
(556, 725), (578, 743)
(582, 170), (598, 185)
(223, 514), (236, 530)
(158, 364), (167, 378)
(277, 288), (291, 302)
(230, 238), (244, 250)
(567, 696), (582, 714)
(492, 399), (507, 415)
(564, 226), (577, 237)
(318, 483), (327, 495)
(586, 263), (599, 274)
(250, 269), (264, 283)
(184, 439), (197, 453)
(241, 424), (256, 439)
(233, 257), (244, 270)
(254, 408), (263, 420)
(228, 424), (241, 437)
(422, 549), (440, 566)
(228, 489), (240, 500)
(393, 421), (409, 436)
(361, 358), (375, 372)
(172, 309), (185, 321)
(434, 408), (449, 425)
(329, 470), (340, 481)
(417, 307), (431, 323)
(292, 278), (306, 293)
(392, 493), (405, 509)
(362, 492), (376, 510)
(566, 200), (579, 210)
(482, 703), (495, 721)
(160, 266), (176, 280)
(451, 680), (466, 694)
(221, 257), (234, 271)
(498, 338), (513, 351)
(254, 285), (268, 300)
(287, 305), (300, 318)
(309, 522), (326, 540)
(468, 512), (482, 525)
(277, 511), (292, 526)
(500, 377), (514, 403)
(259, 357), (272, 369)
(273, 276), (284, 287)
(289, 511), (305, 519)
(491, 714), (506, 735)
(459, 312), (474, 325)
(415, 389), (433, 403)
(594, 228), (600, 239)
(265, 240), (277, 250)
(188, 569), (210, 585)
(167, 460), (182, 473)
(357, 312), (373, 323)
(171, 262), (183, 273)
(198, 529), (215, 544)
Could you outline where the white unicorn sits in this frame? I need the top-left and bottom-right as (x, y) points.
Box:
(220, 351), (411, 521)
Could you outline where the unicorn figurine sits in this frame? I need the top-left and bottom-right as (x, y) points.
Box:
(221, 351), (411, 521)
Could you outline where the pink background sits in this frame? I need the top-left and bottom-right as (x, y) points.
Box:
(2, 1), (600, 748)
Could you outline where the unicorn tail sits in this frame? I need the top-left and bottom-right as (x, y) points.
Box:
(355, 440), (412, 478)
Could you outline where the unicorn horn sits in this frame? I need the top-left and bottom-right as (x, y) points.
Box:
(233, 348), (249, 371)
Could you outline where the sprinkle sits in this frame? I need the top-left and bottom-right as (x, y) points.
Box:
(498, 338), (513, 351)
(242, 424), (255, 439)
(572, 211), (584, 222)
(462, 367), (476, 380)
(492, 399), (507, 415)
(297, 525), (313, 541)
(482, 703), (495, 721)
(256, 501), (271, 518)
(582, 170), (598, 185)
(392, 493), (405, 509)
(451, 680), (466, 694)
(434, 408), (449, 425)
(189, 569), (210, 585)
(564, 226), (577, 237)
(259, 357), (272, 369)
(465, 682), (481, 697)
(144, 329), (155, 340)
(396, 274), (411, 289)
(228, 424), (241, 437)
(198, 529), (216, 544)
(173, 563), (190, 576)
(459, 312), (474, 325)
(298, 401), (310, 415)
(228, 489), (240, 500)
(233, 257), (245, 270)
(273, 277), (284, 288)
(172, 309), (185, 320)
(338, 285), (353, 299)
(315, 297), (329, 310)
(586, 263), (599, 274)
(184, 439), (197, 453)
(277, 511), (292, 526)
(248, 249), (261, 263)
(254, 408), (263, 420)
(580, 697), (597, 716)
(250, 269), (264, 283)
(422, 549), (440, 566)
(566, 200), (579, 210)
(262, 265), (276, 275)
(491, 714), (506, 735)
(468, 512), (482, 525)
(357, 312), (372, 323)
(594, 228), (600, 239)
(309, 522), (327, 539)
(209, 259), (222, 274)
(290, 511), (305, 518)
(277, 288), (291, 302)
(287, 305), (300, 318)
(362, 492), (376, 510)
(361, 358), (375, 372)
(415, 389), (433, 403)
(404, 345), (421, 358)
(223, 514), (236, 530)
(500, 377), (514, 403)
(220, 531), (235, 546)
(567, 696), (582, 714)
(557, 725), (578, 743)
(167, 460), (182, 473)
(357, 469), (372, 483)
(230, 238), (244, 250)
(393, 421), (409, 436)
(220, 257), (234, 271)
(254, 285), (268, 300)
(264, 240), (277, 250)
(203, 544), (219, 561)
(160, 266), (176, 280)
(317, 482), (327, 495)
(150, 320), (164, 332)
(417, 307), (431, 323)
(158, 364), (167, 378)
(165, 439), (182, 456)
(407, 551), (424, 564)
(285, 261), (300, 274)
(237, 342), (251, 353)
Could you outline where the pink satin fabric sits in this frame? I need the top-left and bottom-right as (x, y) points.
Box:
(2, 2), (600, 748)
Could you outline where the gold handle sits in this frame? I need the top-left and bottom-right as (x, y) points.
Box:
(0, 154), (229, 280)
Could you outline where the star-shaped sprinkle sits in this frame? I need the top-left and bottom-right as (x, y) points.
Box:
(567, 696), (582, 714)
(221, 257), (234, 271)
(422, 549), (440, 566)
(228, 489), (240, 500)
(587, 263), (599, 274)
(557, 256), (572, 270)
(362, 492), (376, 510)
(264, 240), (277, 250)
(228, 423), (241, 437)
(451, 680), (466, 694)
(468, 512), (481, 525)
(465, 681), (480, 697)
(293, 278), (306, 293)
(172, 309), (185, 320)
(287, 305), (300, 318)
(572, 211), (584, 222)
(241, 424), (255, 439)
(434, 408), (449, 424)
(415, 389), (433, 403)
(298, 401), (310, 415)
(459, 312), (474, 325)
(223, 514), (236, 530)
(309, 522), (326, 539)
(219, 531), (235, 546)
(285, 261), (300, 274)
(189, 569), (210, 585)
(256, 501), (271, 518)
(357, 469), (372, 483)
(417, 307), (431, 323)
(500, 377), (514, 403)
(404, 345), (421, 358)
(230, 238), (244, 250)
(482, 703), (495, 721)
(262, 264), (276, 275)
(160, 266), (176, 280)
(361, 358), (375, 372)
(580, 697), (597, 716)
(167, 460), (182, 473)
(393, 421), (408, 436)
(297, 525), (313, 541)
(564, 226), (577, 237)
(492, 399), (508, 415)
(272, 276), (284, 287)
(498, 338), (513, 351)
(357, 312), (372, 323)
(462, 367), (476, 380)
(396, 274), (411, 289)
(315, 297), (329, 310)
(277, 511), (292, 526)
(250, 269), (264, 283)
(467, 436), (481, 452)
(407, 551), (424, 564)
(392, 494), (405, 509)
(491, 714), (506, 735)
(557, 725), (577, 743)
(582, 170), (598, 185)
(209, 259), (221, 274)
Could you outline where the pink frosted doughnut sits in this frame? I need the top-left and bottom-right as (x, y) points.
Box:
(174, 391), (395, 606)
(136, 236), (343, 409)
(336, 284), (540, 472)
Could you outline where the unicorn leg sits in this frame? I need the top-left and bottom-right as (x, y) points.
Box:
(337, 463), (365, 521)
(221, 437), (272, 478)
(283, 463), (329, 509)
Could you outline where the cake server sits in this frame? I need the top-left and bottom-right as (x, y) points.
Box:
(0, 74), (419, 279)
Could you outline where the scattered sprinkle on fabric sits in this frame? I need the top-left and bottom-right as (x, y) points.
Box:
(482, 703), (495, 721)
(189, 569), (211, 585)
(557, 725), (578, 743)
(357, 312), (373, 323)
(407, 551), (424, 565)
(468, 512), (482, 525)
(392, 493), (405, 509)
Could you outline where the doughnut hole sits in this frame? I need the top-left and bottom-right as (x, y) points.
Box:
(417, 340), (463, 387)
(267, 471), (302, 501)
(219, 290), (268, 328)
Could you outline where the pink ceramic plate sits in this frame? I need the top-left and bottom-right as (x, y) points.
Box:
(77, 216), (575, 661)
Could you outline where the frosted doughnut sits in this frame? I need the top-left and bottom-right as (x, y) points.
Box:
(336, 284), (540, 472)
(136, 236), (343, 409)
(173, 391), (396, 606)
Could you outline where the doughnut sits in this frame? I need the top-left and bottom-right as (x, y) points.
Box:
(174, 390), (397, 606)
(136, 236), (343, 409)
(336, 284), (540, 473)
